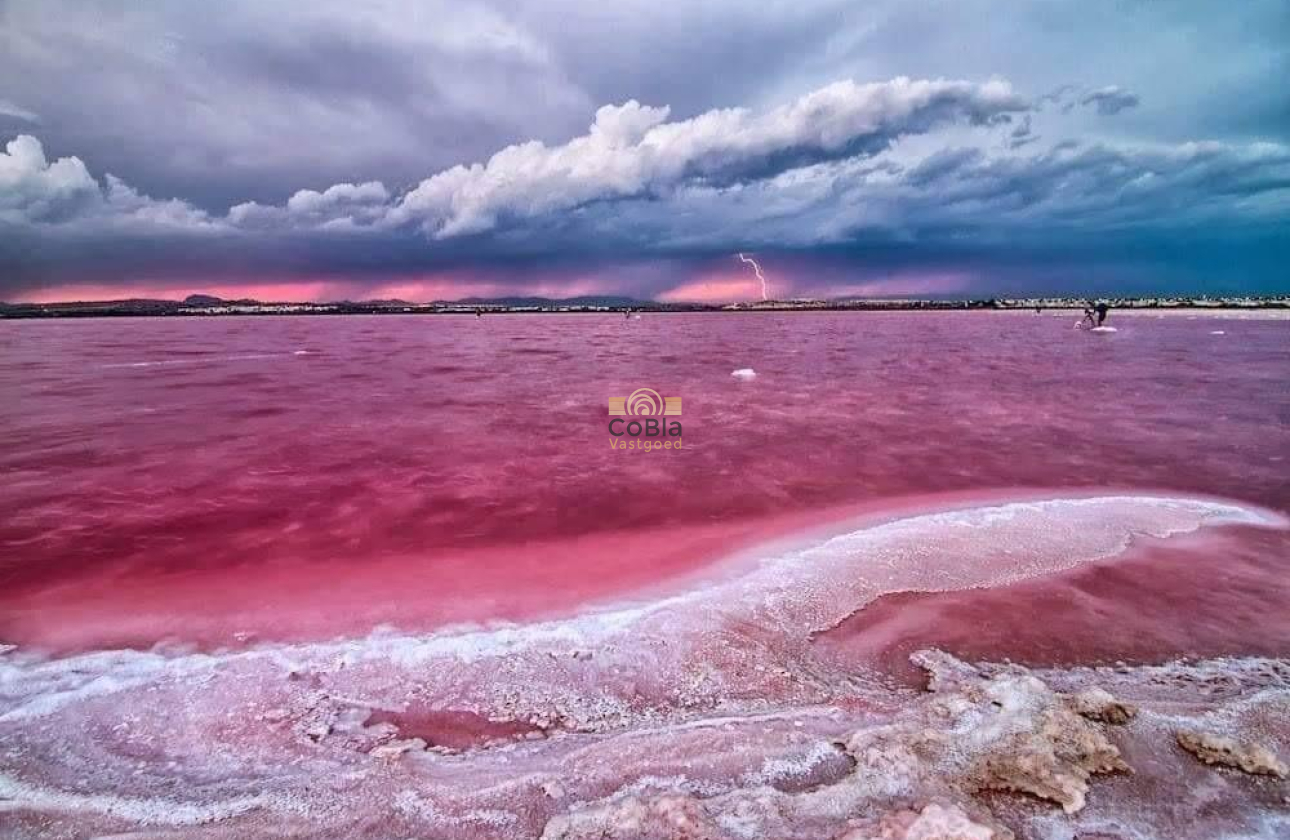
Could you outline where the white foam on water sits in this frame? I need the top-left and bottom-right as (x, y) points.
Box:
(731, 368), (757, 379)
(99, 352), (309, 369)
(0, 495), (1278, 724)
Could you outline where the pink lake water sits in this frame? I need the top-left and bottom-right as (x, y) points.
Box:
(0, 311), (1287, 839)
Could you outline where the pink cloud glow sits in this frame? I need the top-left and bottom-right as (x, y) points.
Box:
(11, 266), (976, 305)
(658, 264), (973, 303)
(12, 273), (578, 305)
(658, 269), (763, 303)
(13, 281), (354, 305)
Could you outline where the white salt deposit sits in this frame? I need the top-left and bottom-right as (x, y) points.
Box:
(1, 494), (1285, 839)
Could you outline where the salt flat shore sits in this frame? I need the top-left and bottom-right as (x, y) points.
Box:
(1096, 307), (1290, 319)
(3, 495), (1286, 840)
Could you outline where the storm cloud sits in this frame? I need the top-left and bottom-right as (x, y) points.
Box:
(380, 77), (1024, 237)
(0, 0), (1287, 300)
(1080, 86), (1141, 116)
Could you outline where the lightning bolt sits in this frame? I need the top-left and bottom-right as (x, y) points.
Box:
(737, 253), (769, 301)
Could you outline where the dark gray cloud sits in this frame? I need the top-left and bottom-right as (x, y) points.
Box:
(0, 99), (39, 123)
(1, 76), (1029, 234)
(1080, 87), (1140, 116)
(0, 0), (594, 208)
(3, 0), (1286, 206)
(4, 118), (1286, 298)
(0, 0), (1288, 299)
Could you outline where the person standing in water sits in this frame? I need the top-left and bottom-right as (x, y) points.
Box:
(1079, 300), (1111, 328)
(1080, 303), (1096, 329)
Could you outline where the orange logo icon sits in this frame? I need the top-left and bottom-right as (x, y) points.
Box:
(609, 387), (681, 416)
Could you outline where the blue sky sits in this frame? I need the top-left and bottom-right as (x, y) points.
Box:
(1, 0), (1287, 302)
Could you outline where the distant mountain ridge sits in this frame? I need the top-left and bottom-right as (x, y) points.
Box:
(184, 294), (262, 306)
(452, 295), (647, 308)
(3, 293), (1286, 319)
(0, 292), (660, 315)
(13, 293), (653, 308)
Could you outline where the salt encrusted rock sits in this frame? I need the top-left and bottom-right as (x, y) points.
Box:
(541, 794), (724, 840)
(258, 707), (290, 723)
(542, 652), (1135, 838)
(911, 649), (985, 696)
(967, 682), (1130, 814)
(1175, 730), (1288, 778)
(368, 738), (426, 760)
(543, 794), (1013, 840)
(836, 802), (1013, 839)
(1066, 688), (1137, 725)
(302, 721), (331, 742)
(908, 650), (1131, 814)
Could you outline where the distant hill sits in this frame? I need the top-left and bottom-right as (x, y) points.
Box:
(452, 295), (648, 308)
(179, 294), (643, 308)
(183, 294), (264, 306)
(5, 297), (184, 310)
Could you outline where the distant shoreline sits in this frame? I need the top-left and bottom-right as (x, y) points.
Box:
(3, 297), (1288, 319)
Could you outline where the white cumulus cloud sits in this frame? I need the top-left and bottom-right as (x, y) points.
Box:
(0, 135), (99, 223)
(229, 181), (391, 230)
(388, 77), (1029, 237)
(0, 134), (215, 231)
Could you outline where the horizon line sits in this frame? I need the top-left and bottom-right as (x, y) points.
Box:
(4, 292), (1288, 309)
